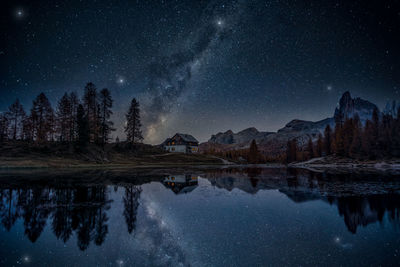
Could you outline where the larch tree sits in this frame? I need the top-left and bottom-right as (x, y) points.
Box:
(248, 139), (259, 164)
(316, 133), (323, 157)
(83, 82), (99, 143)
(6, 99), (26, 140)
(349, 114), (362, 158)
(0, 113), (8, 143)
(31, 93), (54, 142)
(323, 124), (332, 155)
(69, 92), (80, 142)
(56, 93), (72, 142)
(125, 98), (143, 143)
(76, 104), (89, 147)
(286, 139), (297, 163)
(334, 112), (345, 156)
(99, 88), (114, 145)
(306, 137), (314, 160)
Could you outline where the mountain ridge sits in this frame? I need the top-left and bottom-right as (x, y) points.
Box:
(200, 91), (392, 154)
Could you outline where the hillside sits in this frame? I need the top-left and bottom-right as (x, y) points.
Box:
(0, 141), (223, 168)
(200, 91), (382, 155)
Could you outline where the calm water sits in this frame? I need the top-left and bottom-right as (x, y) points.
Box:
(0, 167), (400, 266)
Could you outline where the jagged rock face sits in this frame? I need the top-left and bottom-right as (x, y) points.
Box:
(208, 127), (273, 145)
(383, 100), (400, 118)
(334, 91), (378, 122)
(201, 91), (387, 154)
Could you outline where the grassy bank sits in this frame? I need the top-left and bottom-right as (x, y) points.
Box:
(0, 141), (223, 168)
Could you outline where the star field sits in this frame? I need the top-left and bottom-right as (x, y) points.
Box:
(1, 0), (399, 143)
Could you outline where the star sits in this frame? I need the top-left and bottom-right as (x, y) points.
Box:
(116, 76), (126, 85)
(326, 85), (333, 91)
(15, 9), (25, 19)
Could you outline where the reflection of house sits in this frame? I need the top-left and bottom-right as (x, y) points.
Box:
(163, 175), (198, 194)
(163, 133), (199, 153)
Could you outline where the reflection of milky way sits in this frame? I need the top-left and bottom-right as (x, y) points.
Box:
(136, 199), (190, 266)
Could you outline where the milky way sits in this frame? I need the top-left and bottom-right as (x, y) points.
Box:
(141, 1), (245, 142)
(1, 0), (399, 143)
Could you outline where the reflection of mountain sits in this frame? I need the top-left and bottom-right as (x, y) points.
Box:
(162, 175), (199, 194)
(204, 168), (400, 233)
(1, 167), (399, 245)
(334, 195), (400, 233)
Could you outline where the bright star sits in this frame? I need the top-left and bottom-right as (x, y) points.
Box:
(216, 19), (224, 27)
(326, 85), (333, 91)
(116, 76), (126, 85)
(15, 8), (25, 19)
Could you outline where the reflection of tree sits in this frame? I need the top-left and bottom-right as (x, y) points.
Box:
(52, 188), (73, 243)
(0, 185), (111, 250)
(20, 188), (52, 242)
(72, 186), (110, 250)
(0, 189), (20, 231)
(123, 186), (142, 234)
(336, 195), (400, 234)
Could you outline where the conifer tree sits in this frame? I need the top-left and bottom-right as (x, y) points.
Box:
(323, 124), (333, 155)
(31, 93), (54, 142)
(349, 114), (362, 158)
(125, 98), (143, 143)
(22, 115), (34, 142)
(69, 92), (80, 142)
(76, 104), (89, 147)
(316, 133), (323, 157)
(83, 82), (98, 142)
(6, 99), (26, 140)
(392, 107), (400, 157)
(334, 113), (345, 156)
(0, 113), (8, 143)
(99, 88), (114, 145)
(306, 137), (314, 160)
(248, 139), (259, 163)
(342, 117), (354, 157)
(286, 139), (297, 163)
(56, 93), (72, 142)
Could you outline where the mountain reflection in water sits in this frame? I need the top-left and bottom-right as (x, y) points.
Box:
(0, 167), (399, 266)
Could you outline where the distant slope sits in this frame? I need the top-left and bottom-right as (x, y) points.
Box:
(200, 91), (381, 155)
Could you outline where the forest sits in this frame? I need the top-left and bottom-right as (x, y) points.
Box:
(0, 82), (143, 148)
(286, 109), (400, 163)
(206, 108), (400, 163)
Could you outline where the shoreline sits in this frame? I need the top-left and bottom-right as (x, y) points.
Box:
(288, 157), (400, 171)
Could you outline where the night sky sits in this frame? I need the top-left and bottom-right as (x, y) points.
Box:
(1, 0), (400, 143)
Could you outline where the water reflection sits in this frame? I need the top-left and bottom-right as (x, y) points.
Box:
(0, 167), (399, 251)
(163, 175), (199, 194)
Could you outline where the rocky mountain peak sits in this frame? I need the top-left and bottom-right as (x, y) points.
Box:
(334, 91), (378, 122)
(384, 100), (400, 118)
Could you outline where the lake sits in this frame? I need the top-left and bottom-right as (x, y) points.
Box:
(0, 167), (399, 266)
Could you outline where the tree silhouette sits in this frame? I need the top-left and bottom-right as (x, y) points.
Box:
(76, 104), (89, 147)
(248, 139), (259, 164)
(0, 189), (20, 231)
(316, 133), (323, 157)
(0, 114), (8, 143)
(6, 99), (26, 140)
(56, 93), (72, 142)
(323, 124), (332, 155)
(31, 93), (55, 142)
(125, 98), (143, 143)
(123, 185), (141, 234)
(98, 88), (115, 146)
